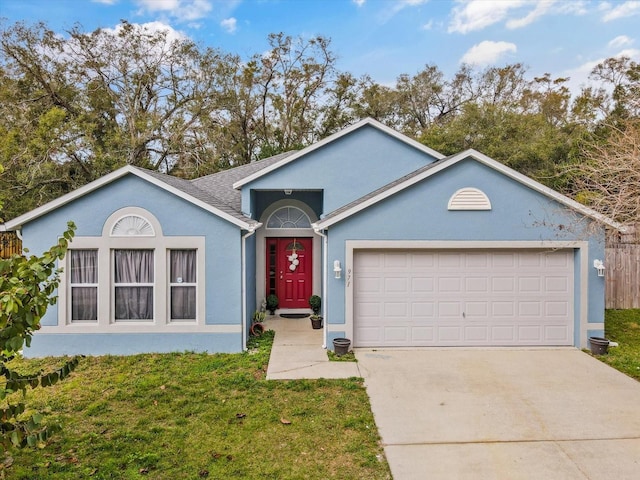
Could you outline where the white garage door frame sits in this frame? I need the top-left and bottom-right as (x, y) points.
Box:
(343, 240), (593, 348)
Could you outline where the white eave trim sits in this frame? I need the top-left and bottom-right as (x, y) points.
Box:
(231, 117), (446, 190)
(3, 165), (254, 231)
(314, 149), (624, 231)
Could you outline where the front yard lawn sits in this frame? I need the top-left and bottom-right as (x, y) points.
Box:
(2, 332), (391, 479)
(600, 309), (640, 381)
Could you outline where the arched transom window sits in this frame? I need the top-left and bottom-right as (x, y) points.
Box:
(110, 214), (155, 237)
(266, 207), (312, 229)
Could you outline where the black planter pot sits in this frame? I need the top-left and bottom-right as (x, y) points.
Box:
(589, 336), (610, 355)
(333, 338), (351, 356)
(310, 316), (323, 329)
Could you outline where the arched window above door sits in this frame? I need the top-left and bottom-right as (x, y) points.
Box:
(266, 207), (312, 229)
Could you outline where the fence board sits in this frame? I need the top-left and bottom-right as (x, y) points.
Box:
(605, 244), (640, 309)
(0, 232), (23, 259)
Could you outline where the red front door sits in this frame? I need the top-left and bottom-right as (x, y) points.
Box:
(266, 238), (312, 309)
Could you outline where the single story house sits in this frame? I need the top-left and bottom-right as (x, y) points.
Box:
(1, 118), (620, 356)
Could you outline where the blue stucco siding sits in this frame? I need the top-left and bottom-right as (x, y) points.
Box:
(21, 174), (243, 329)
(241, 125), (439, 216)
(26, 333), (242, 356)
(325, 158), (606, 346)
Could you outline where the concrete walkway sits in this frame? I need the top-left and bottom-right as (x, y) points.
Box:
(264, 316), (360, 380)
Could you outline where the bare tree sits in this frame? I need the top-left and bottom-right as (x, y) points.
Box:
(572, 120), (640, 225)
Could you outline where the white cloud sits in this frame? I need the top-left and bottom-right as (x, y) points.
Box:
(608, 35), (634, 48)
(448, 0), (525, 33)
(221, 17), (237, 34)
(460, 40), (517, 65)
(448, 0), (590, 34)
(92, 0), (118, 5)
(601, 1), (640, 21)
(134, 0), (213, 22)
(506, 0), (555, 29)
(353, 0), (366, 6)
(378, 0), (430, 23)
(615, 48), (640, 59)
(421, 19), (434, 30)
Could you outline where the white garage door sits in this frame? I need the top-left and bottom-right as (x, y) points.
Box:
(353, 249), (574, 347)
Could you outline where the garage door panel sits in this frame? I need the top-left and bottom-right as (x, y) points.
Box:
(384, 302), (408, 316)
(518, 301), (542, 316)
(411, 277), (434, 292)
(353, 250), (574, 347)
(438, 302), (461, 317)
(546, 276), (569, 292)
(465, 325), (489, 341)
(545, 325), (570, 341)
(411, 327), (435, 342)
(438, 277), (462, 292)
(545, 301), (569, 316)
(464, 253), (489, 268)
(466, 277), (489, 292)
(384, 327), (409, 342)
(519, 277), (542, 292)
(411, 302), (435, 317)
(518, 325), (543, 341)
(492, 277), (515, 292)
(491, 325), (517, 342)
(384, 277), (408, 293)
(356, 276), (382, 294)
(411, 253), (435, 268)
(466, 302), (489, 317)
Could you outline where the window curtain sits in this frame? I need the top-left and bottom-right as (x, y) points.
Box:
(71, 250), (98, 321)
(170, 250), (196, 320)
(114, 250), (154, 320)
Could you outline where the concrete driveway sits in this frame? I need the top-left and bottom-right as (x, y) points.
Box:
(356, 348), (640, 479)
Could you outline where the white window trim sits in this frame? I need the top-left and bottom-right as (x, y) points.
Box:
(69, 249), (99, 324)
(57, 207), (207, 333)
(266, 205), (312, 229)
(168, 249), (198, 323)
(110, 214), (156, 237)
(112, 249), (155, 323)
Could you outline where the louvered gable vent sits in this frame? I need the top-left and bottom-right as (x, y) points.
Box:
(448, 188), (491, 211)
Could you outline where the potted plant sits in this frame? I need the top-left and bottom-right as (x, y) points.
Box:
(309, 295), (321, 315)
(251, 310), (266, 336)
(266, 294), (279, 315)
(308, 295), (322, 329)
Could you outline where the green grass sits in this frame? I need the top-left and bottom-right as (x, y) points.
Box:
(599, 309), (640, 381)
(327, 351), (357, 362)
(2, 331), (391, 479)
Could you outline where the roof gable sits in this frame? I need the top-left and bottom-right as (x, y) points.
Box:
(231, 117), (445, 190)
(3, 166), (257, 231)
(314, 149), (624, 231)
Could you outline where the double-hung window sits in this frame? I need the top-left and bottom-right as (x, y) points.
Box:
(113, 249), (154, 321)
(70, 250), (98, 322)
(169, 249), (197, 321)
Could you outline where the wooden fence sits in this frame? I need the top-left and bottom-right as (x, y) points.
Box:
(605, 225), (640, 309)
(0, 231), (23, 259)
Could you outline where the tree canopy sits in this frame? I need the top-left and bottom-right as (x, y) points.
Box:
(0, 20), (638, 225)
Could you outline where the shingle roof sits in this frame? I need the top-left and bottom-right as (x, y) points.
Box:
(133, 167), (258, 226)
(191, 151), (297, 211)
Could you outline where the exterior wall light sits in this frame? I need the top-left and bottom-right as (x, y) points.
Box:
(593, 259), (605, 277)
(333, 260), (342, 279)
(284, 189), (292, 195)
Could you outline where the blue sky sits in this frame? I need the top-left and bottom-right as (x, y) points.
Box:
(1, 0), (639, 92)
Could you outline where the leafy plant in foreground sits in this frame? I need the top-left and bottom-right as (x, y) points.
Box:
(0, 221), (81, 448)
